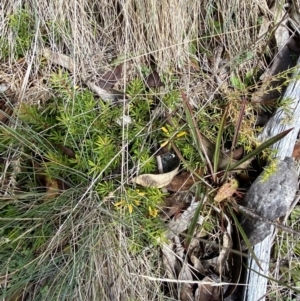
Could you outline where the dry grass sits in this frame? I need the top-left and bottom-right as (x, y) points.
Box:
(0, 0), (264, 100)
(0, 0), (298, 301)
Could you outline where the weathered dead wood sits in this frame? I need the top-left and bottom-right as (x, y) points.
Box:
(243, 56), (300, 301)
(239, 157), (298, 250)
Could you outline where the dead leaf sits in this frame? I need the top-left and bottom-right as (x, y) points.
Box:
(174, 234), (185, 260)
(225, 146), (244, 161)
(98, 64), (123, 89)
(166, 170), (203, 192)
(32, 161), (68, 200)
(161, 242), (178, 279)
(179, 262), (194, 282)
(178, 263), (194, 301)
(56, 145), (75, 158)
(273, 2), (289, 51)
(190, 254), (209, 276)
(42, 48), (116, 102)
(231, 146), (244, 160)
(45, 177), (60, 199)
(194, 276), (221, 301)
(162, 239), (195, 301)
(85, 81), (121, 101)
(180, 283), (194, 301)
(214, 178), (238, 203)
(166, 201), (204, 240)
(160, 191), (194, 220)
(45, 177), (69, 200)
(258, 15), (271, 41)
(132, 165), (179, 188)
(292, 140), (300, 160)
(145, 70), (164, 88)
(223, 223), (242, 298)
(0, 98), (14, 123)
(216, 231), (232, 275)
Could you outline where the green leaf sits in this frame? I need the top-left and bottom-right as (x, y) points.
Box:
(230, 74), (246, 90)
(184, 185), (205, 249)
(229, 128), (293, 171)
(214, 106), (228, 173)
(188, 40), (197, 56)
(227, 204), (263, 270)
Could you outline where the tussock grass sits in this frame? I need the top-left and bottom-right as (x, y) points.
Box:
(0, 0), (297, 300)
(1, 0), (263, 74)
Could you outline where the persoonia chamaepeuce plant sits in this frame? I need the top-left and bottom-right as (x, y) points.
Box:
(0, 71), (187, 299)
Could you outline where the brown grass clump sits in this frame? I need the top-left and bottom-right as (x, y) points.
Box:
(1, 0), (263, 89)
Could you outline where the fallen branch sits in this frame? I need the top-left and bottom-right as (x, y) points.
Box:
(243, 56), (300, 301)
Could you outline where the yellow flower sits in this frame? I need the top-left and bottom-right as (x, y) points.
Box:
(176, 131), (186, 138)
(148, 206), (158, 218)
(137, 191), (145, 196)
(114, 200), (134, 214)
(160, 140), (169, 148)
(134, 199), (140, 206)
(160, 126), (187, 147)
(114, 200), (126, 208)
(161, 126), (169, 133)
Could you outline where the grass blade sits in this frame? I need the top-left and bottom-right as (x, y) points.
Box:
(214, 106), (228, 173)
(229, 128), (293, 171)
(231, 98), (246, 150)
(227, 204), (263, 270)
(184, 186), (206, 249)
(223, 222), (242, 298)
(181, 92), (214, 177)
